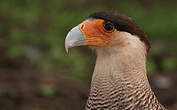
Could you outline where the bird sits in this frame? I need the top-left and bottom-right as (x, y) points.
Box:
(65, 11), (167, 110)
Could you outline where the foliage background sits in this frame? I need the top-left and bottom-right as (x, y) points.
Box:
(0, 0), (177, 110)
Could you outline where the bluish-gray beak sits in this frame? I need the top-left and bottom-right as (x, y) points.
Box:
(65, 26), (85, 53)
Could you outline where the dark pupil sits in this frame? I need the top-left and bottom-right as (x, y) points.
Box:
(104, 23), (114, 31)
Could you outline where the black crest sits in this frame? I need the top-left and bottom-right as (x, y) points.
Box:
(88, 11), (151, 52)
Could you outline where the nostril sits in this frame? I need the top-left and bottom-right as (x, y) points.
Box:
(80, 24), (84, 30)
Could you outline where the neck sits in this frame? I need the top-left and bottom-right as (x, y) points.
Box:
(86, 38), (166, 110)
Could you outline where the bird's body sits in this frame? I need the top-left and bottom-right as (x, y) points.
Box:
(86, 32), (166, 110)
(65, 11), (166, 110)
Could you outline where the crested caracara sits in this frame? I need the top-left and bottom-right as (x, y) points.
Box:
(65, 11), (166, 110)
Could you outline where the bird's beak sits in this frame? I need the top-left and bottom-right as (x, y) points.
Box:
(65, 26), (85, 53)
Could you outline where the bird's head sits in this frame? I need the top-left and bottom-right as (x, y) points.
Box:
(65, 11), (151, 54)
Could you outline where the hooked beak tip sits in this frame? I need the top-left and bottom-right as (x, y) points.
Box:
(65, 43), (70, 53)
(65, 46), (68, 53)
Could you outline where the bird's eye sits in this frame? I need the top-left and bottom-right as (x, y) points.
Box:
(103, 22), (115, 32)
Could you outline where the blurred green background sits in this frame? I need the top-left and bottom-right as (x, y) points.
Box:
(0, 0), (177, 110)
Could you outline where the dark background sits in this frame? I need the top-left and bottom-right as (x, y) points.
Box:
(0, 0), (177, 110)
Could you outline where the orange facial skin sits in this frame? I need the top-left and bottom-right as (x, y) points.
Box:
(79, 19), (117, 47)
